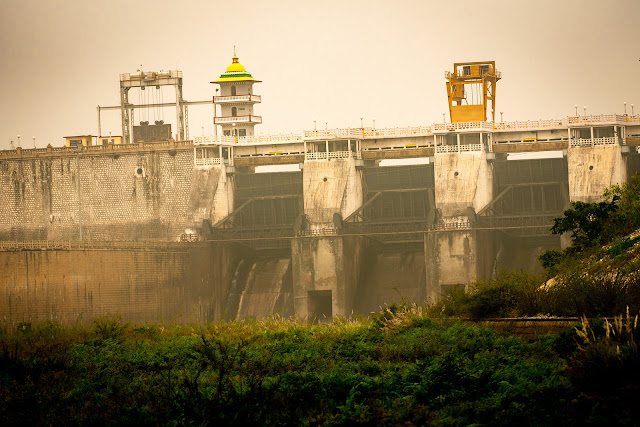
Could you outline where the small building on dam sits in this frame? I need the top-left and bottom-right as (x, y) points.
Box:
(2, 57), (640, 326)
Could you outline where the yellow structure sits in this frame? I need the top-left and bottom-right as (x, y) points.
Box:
(64, 135), (95, 147)
(445, 61), (500, 123)
(213, 53), (260, 83)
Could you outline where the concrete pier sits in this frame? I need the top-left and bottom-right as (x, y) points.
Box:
(187, 165), (234, 230)
(292, 156), (365, 321)
(568, 144), (627, 202)
(425, 151), (496, 301)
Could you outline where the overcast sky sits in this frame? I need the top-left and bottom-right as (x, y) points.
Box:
(1, 0), (639, 149)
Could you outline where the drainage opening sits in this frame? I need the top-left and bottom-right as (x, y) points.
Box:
(308, 290), (332, 323)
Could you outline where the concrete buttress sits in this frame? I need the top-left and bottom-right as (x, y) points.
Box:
(186, 164), (234, 230)
(567, 145), (627, 202)
(291, 157), (365, 321)
(425, 151), (496, 301)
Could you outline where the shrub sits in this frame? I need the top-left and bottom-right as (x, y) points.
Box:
(567, 309), (640, 424)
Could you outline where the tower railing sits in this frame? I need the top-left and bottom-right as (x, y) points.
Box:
(214, 94), (261, 103)
(214, 115), (262, 124)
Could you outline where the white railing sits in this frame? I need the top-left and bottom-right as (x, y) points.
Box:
(194, 136), (216, 144)
(194, 134), (304, 145)
(435, 143), (483, 154)
(304, 128), (364, 139)
(433, 121), (494, 132)
(214, 94), (261, 103)
(568, 114), (627, 125)
(195, 157), (223, 166)
(214, 115), (262, 124)
(494, 119), (565, 130)
(305, 151), (353, 160)
(364, 126), (433, 138)
(569, 137), (619, 147)
(236, 133), (304, 145)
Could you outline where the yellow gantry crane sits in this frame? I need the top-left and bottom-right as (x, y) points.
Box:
(445, 61), (501, 123)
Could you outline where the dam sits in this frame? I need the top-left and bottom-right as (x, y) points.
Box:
(2, 58), (640, 326)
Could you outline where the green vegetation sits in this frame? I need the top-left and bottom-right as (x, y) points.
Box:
(541, 173), (640, 275)
(1, 311), (637, 425)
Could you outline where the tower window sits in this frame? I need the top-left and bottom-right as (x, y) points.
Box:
(231, 86), (237, 96)
(238, 129), (247, 137)
(232, 107), (237, 116)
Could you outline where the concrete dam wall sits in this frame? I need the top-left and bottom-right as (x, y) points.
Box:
(2, 139), (635, 323)
(0, 243), (240, 328)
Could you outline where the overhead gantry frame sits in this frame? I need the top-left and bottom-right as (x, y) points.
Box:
(445, 61), (501, 123)
(97, 69), (214, 143)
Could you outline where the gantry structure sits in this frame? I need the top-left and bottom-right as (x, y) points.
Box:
(446, 61), (501, 123)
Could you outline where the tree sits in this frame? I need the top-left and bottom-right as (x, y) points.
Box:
(550, 198), (620, 252)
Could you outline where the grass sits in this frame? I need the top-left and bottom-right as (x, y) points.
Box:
(1, 308), (638, 425)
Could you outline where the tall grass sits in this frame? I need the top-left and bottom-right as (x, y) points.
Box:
(0, 312), (574, 425)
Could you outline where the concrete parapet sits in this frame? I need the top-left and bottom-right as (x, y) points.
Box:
(568, 144), (627, 202)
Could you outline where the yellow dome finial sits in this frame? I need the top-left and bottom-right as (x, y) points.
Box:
(232, 46), (239, 63)
(213, 47), (261, 83)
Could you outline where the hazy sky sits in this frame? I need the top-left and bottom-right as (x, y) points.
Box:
(1, 0), (639, 149)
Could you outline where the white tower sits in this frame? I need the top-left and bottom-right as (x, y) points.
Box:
(212, 51), (262, 140)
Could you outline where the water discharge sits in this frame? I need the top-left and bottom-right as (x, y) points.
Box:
(224, 256), (293, 320)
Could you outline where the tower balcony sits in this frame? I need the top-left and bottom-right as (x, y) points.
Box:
(214, 115), (262, 125)
(214, 94), (261, 104)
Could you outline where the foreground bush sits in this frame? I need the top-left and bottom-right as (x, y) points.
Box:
(2, 309), (638, 425)
(431, 268), (640, 319)
(570, 309), (640, 424)
(0, 314), (572, 426)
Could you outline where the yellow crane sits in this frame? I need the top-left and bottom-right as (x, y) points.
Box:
(446, 61), (501, 123)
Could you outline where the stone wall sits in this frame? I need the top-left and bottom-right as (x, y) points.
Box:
(0, 148), (230, 241)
